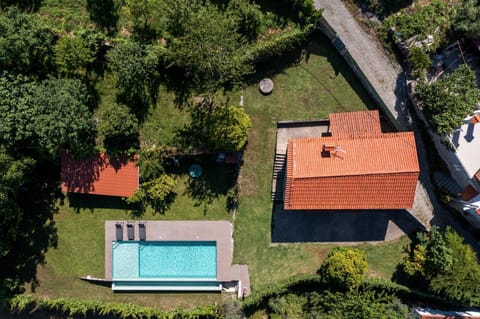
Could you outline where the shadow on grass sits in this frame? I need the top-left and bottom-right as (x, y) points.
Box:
(67, 193), (132, 213)
(307, 31), (378, 110)
(271, 202), (425, 243)
(167, 155), (239, 213)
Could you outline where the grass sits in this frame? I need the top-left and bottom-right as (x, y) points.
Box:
(31, 32), (410, 309)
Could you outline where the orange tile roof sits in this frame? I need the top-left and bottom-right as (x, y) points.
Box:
(61, 152), (139, 197)
(475, 169), (480, 183)
(284, 112), (419, 210)
(290, 133), (419, 178)
(329, 110), (382, 138)
(460, 184), (479, 201)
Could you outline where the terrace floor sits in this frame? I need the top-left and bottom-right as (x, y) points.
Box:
(104, 220), (250, 295)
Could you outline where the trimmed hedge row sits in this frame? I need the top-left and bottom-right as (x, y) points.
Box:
(243, 25), (315, 64)
(243, 275), (453, 314)
(8, 295), (221, 319)
(360, 278), (447, 305)
(243, 274), (322, 312)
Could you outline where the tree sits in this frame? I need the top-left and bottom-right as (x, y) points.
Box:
(0, 147), (59, 298)
(416, 64), (480, 136)
(423, 226), (452, 279)
(318, 247), (368, 291)
(32, 78), (96, 158)
(409, 47), (430, 80)
(430, 228), (480, 305)
(227, 0), (262, 42)
(0, 148), (35, 296)
(122, 0), (164, 39)
(98, 103), (138, 151)
(87, 0), (120, 32)
(181, 100), (252, 152)
(138, 147), (169, 181)
(206, 105), (252, 151)
(167, 3), (253, 93)
(55, 35), (96, 77)
(0, 0), (42, 11)
(127, 174), (176, 214)
(454, 0), (480, 38)
(107, 40), (161, 114)
(0, 8), (56, 77)
(0, 72), (37, 151)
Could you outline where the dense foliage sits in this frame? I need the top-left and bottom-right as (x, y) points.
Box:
(382, 0), (452, 52)
(179, 100), (252, 152)
(106, 40), (162, 113)
(416, 64), (480, 136)
(453, 0), (480, 38)
(318, 247), (368, 291)
(9, 294), (222, 318)
(0, 8), (56, 77)
(98, 103), (139, 151)
(167, 3), (253, 94)
(246, 276), (411, 318)
(0, 73), (96, 158)
(398, 226), (480, 306)
(54, 34), (97, 77)
(355, 0), (411, 19)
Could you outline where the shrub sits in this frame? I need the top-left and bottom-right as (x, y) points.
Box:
(8, 295), (222, 318)
(318, 247), (368, 291)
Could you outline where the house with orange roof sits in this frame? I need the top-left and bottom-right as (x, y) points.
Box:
(283, 110), (420, 210)
(61, 152), (139, 198)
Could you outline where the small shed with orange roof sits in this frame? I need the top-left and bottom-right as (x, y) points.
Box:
(284, 111), (420, 210)
(61, 152), (139, 198)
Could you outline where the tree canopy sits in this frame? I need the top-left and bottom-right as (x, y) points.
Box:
(400, 227), (480, 305)
(0, 8), (56, 77)
(180, 100), (252, 152)
(0, 73), (96, 158)
(98, 103), (138, 152)
(167, 3), (253, 93)
(55, 34), (97, 77)
(453, 0), (480, 38)
(107, 40), (161, 113)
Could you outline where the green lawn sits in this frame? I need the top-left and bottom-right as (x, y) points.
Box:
(31, 33), (409, 309)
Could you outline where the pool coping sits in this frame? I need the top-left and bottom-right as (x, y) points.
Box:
(105, 221), (236, 283)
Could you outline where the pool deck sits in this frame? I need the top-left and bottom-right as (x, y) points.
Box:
(105, 220), (250, 295)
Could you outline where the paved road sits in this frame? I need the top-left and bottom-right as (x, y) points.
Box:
(314, 0), (480, 251)
(315, 0), (411, 129)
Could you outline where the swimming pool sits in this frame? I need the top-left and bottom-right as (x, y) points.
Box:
(112, 241), (217, 279)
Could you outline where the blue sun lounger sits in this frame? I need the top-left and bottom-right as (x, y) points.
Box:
(127, 224), (134, 240)
(115, 223), (123, 241)
(139, 223), (146, 241)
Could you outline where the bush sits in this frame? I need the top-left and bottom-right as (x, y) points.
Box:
(409, 47), (430, 80)
(243, 25), (313, 64)
(318, 247), (368, 291)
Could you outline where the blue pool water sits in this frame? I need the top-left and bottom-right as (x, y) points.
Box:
(112, 241), (217, 279)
